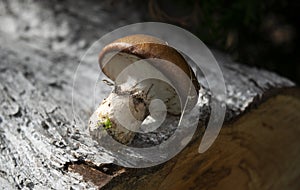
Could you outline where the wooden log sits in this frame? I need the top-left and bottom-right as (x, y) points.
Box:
(104, 88), (300, 190)
(0, 0), (299, 189)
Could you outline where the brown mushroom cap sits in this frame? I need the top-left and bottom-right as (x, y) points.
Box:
(99, 34), (200, 92)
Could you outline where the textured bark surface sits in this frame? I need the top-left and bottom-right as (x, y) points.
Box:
(0, 0), (298, 189)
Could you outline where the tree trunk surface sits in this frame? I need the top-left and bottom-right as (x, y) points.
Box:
(0, 0), (299, 189)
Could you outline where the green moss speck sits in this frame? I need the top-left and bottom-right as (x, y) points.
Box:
(97, 117), (112, 130)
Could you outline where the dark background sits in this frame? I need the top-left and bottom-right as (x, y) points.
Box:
(131, 0), (299, 84)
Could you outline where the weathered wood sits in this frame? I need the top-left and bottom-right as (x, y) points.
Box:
(106, 89), (300, 190)
(0, 0), (299, 189)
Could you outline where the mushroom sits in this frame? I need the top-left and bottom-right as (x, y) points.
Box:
(89, 34), (200, 144)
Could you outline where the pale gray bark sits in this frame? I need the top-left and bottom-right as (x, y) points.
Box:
(0, 0), (295, 189)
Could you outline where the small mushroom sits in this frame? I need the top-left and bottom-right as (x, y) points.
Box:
(89, 34), (200, 144)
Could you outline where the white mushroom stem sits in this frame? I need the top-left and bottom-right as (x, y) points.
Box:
(89, 91), (146, 144)
(89, 78), (177, 144)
